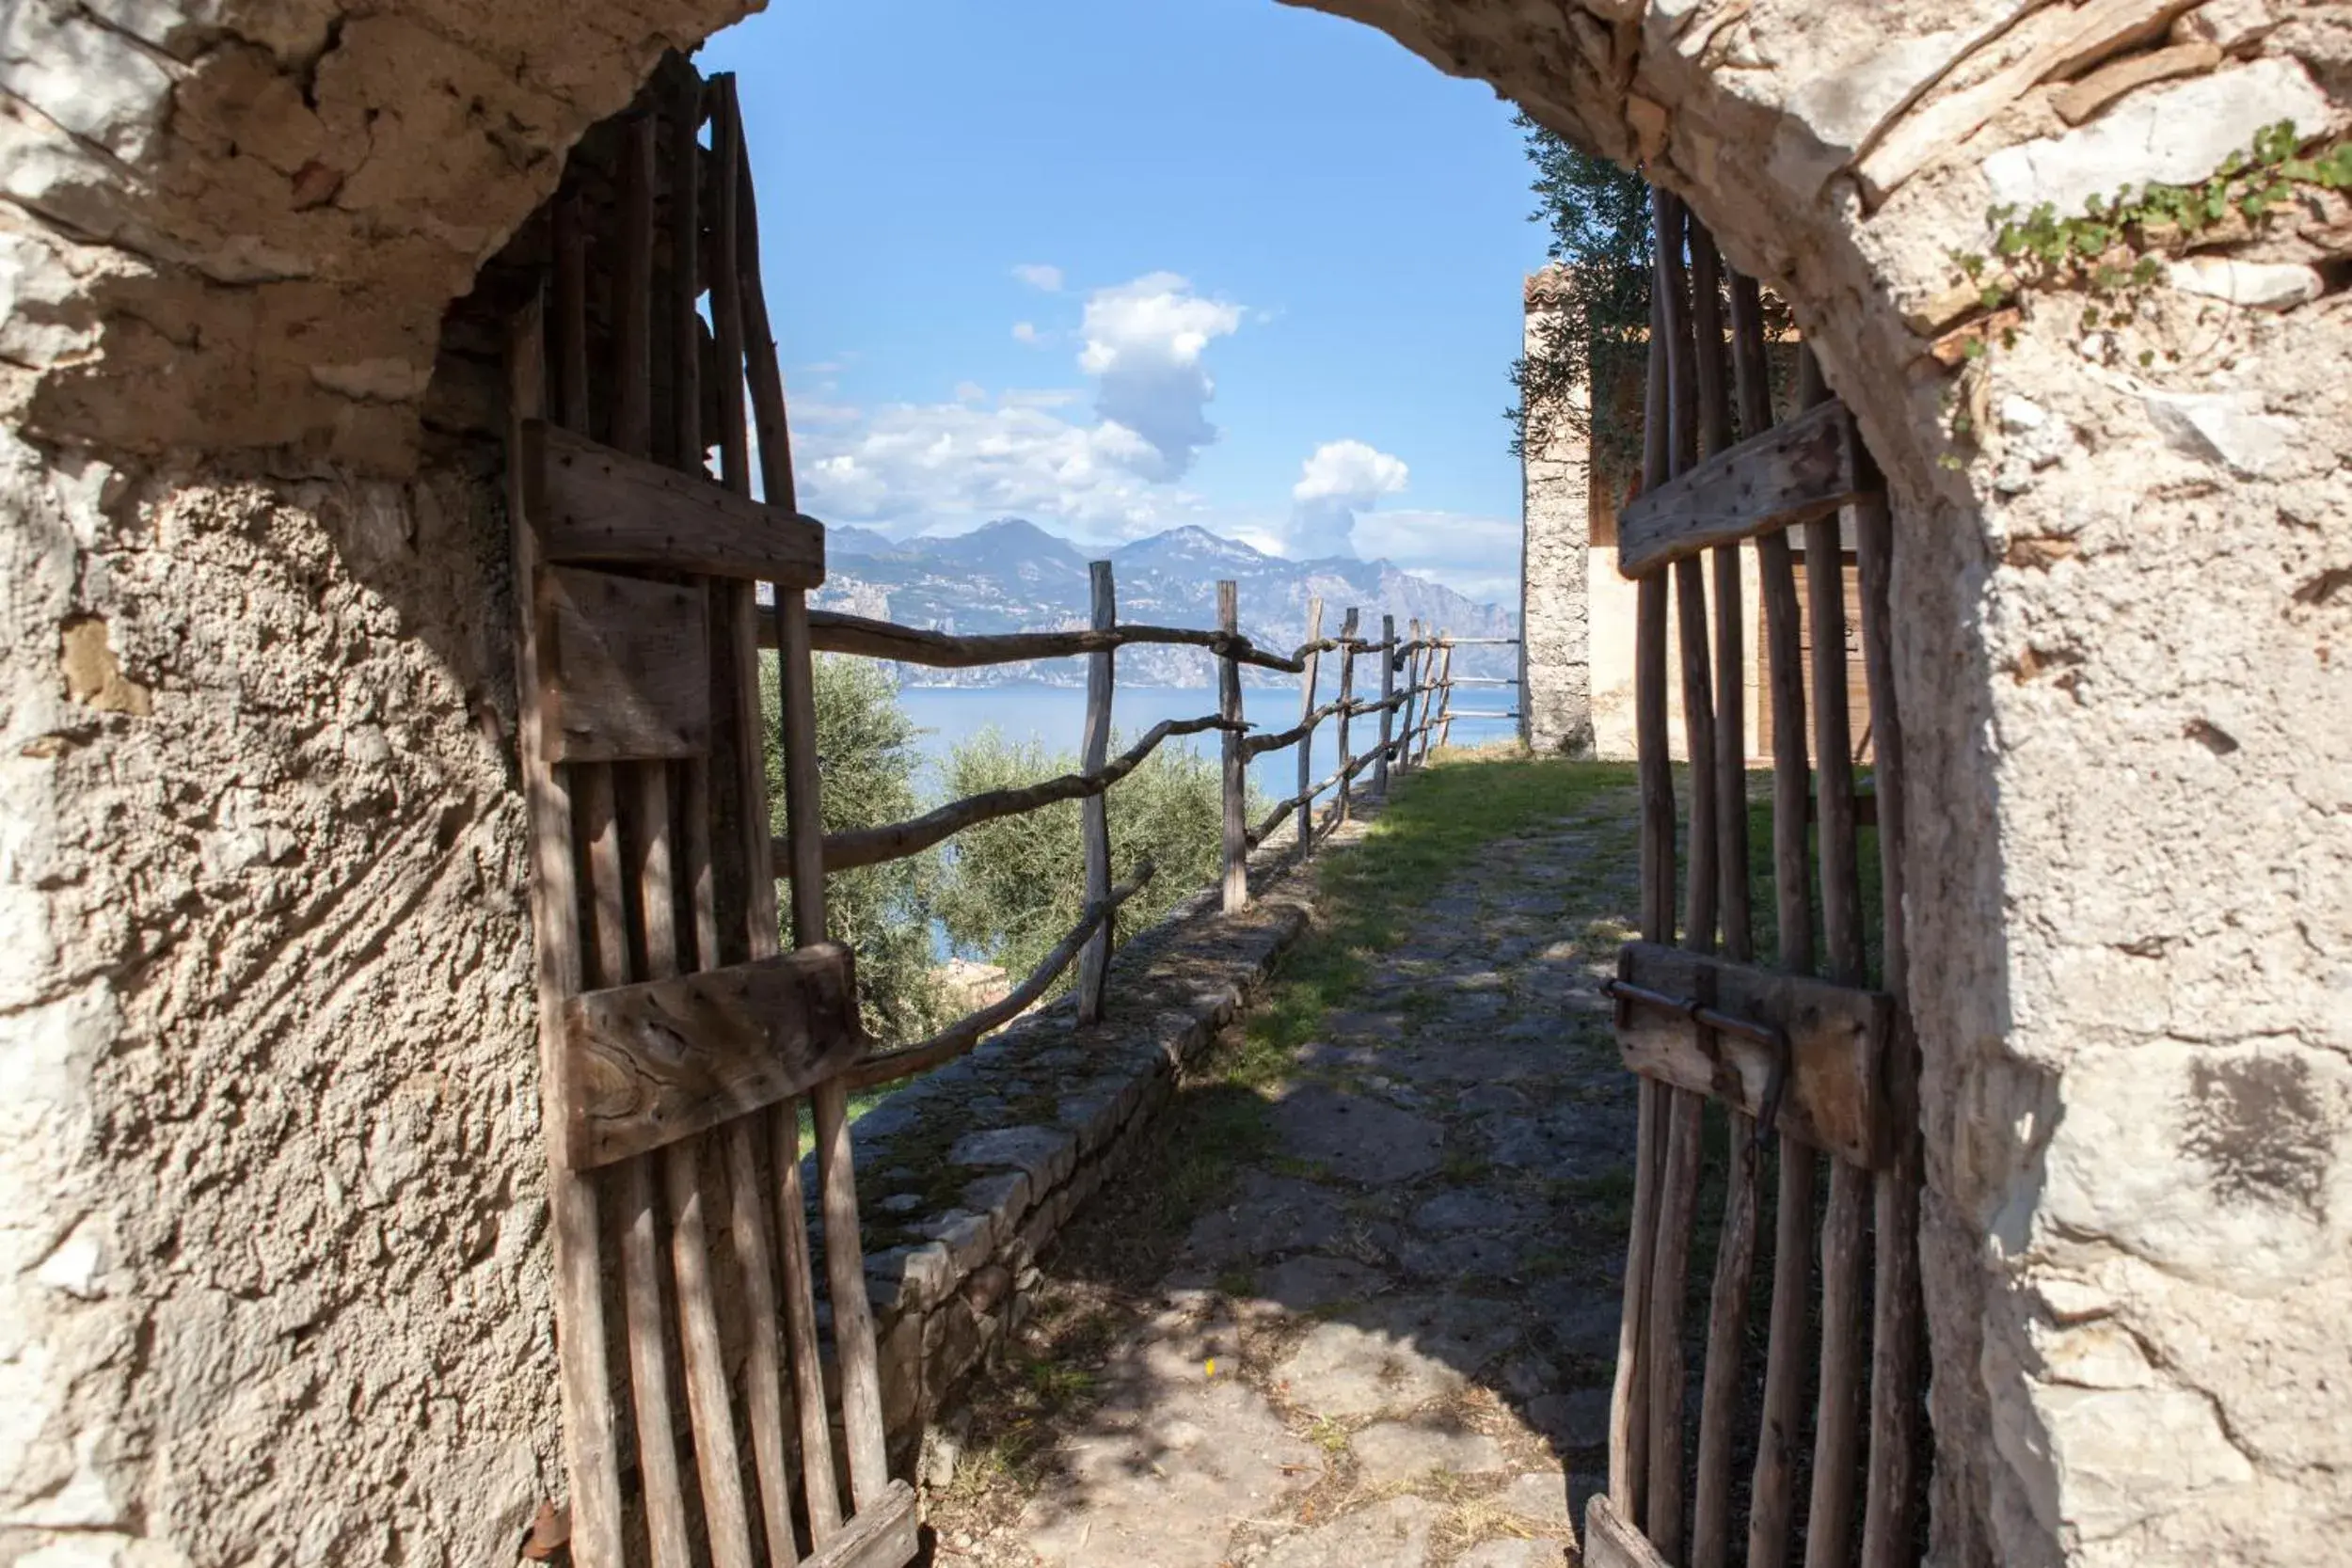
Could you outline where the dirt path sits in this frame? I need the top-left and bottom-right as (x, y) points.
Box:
(921, 762), (1643, 1568)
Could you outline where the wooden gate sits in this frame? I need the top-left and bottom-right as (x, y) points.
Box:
(504, 59), (918, 1568)
(1587, 188), (1926, 1568)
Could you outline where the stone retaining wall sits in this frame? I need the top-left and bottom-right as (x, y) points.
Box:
(836, 831), (1339, 1465)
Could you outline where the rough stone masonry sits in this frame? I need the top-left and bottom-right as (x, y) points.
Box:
(3, 2), (2348, 1566)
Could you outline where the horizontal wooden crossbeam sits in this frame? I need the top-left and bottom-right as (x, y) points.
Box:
(1584, 1496), (1673, 1568)
(1614, 396), (1868, 578)
(805, 1479), (920, 1568)
(523, 420), (826, 585)
(559, 944), (865, 1168)
(1611, 942), (1894, 1168)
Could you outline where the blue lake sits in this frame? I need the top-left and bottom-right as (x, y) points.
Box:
(892, 681), (1520, 803)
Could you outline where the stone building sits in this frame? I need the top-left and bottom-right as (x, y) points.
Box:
(5, 3), (2347, 1565)
(1520, 269), (1873, 765)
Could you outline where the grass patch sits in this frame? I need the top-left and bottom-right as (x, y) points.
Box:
(1242, 759), (1638, 1067)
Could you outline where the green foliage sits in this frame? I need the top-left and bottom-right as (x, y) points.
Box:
(1507, 115), (1656, 472)
(933, 729), (1248, 995)
(1507, 119), (1797, 476)
(761, 653), (950, 1044)
(1943, 119), (2351, 408)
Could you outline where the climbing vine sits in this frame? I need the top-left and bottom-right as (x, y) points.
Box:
(1938, 119), (2351, 453)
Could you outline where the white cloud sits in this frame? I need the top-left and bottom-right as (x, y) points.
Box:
(787, 272), (1249, 538)
(1079, 272), (1243, 482)
(1293, 439), (1409, 505)
(792, 393), (1192, 536)
(1287, 438), (1410, 558)
(1012, 262), (1064, 293)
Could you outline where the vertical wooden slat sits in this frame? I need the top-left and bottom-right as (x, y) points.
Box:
(613, 111), (657, 459)
(1732, 271), (1821, 1568)
(1374, 613), (1395, 798)
(1798, 341), (1870, 1568)
(1646, 186), (1709, 1566)
(772, 595), (846, 1541)
(1332, 608), (1359, 824)
(1077, 560), (1117, 1022)
(508, 292), (624, 1568)
(1218, 580), (1247, 911)
(664, 1139), (756, 1568)
(1690, 219), (1750, 960)
(1687, 240), (1758, 1568)
(730, 103), (849, 1539)
(722, 1124), (801, 1564)
(1748, 1147), (1819, 1568)
(1297, 598), (1324, 841)
(1399, 621), (1422, 767)
(1854, 448), (1922, 1568)
(673, 88), (802, 1563)
(814, 1078), (892, 1508)
(671, 73), (706, 479)
(605, 110), (698, 1568)
(1613, 198), (1677, 1526)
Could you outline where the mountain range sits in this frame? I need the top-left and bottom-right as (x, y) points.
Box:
(813, 519), (1519, 689)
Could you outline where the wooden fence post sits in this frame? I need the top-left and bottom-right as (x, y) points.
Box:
(1077, 559), (1116, 1024)
(1374, 613), (1396, 799)
(1405, 619), (1426, 769)
(1434, 639), (1457, 752)
(1218, 580), (1248, 912)
(1295, 597), (1323, 848)
(1331, 608), (1359, 826)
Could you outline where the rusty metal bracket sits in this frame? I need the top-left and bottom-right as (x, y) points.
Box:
(1601, 975), (1793, 1154)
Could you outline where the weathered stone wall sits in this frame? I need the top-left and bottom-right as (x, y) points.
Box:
(1518, 270), (1596, 756)
(5, 0), (2350, 1564)
(0, 436), (555, 1561)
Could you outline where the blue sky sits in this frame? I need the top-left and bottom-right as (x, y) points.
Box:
(704, 0), (1543, 606)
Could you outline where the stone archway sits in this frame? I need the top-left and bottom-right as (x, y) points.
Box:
(4, 5), (2345, 1565)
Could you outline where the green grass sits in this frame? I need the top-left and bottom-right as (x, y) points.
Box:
(1241, 757), (1639, 1067)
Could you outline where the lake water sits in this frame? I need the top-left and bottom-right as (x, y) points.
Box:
(894, 682), (1520, 804)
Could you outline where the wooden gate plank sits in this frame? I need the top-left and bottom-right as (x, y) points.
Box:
(524, 419), (827, 586)
(1615, 396), (1866, 578)
(543, 566), (710, 763)
(806, 1480), (920, 1568)
(1591, 1494), (1677, 1568)
(1856, 459), (1926, 1568)
(560, 947), (865, 1168)
(1613, 942), (1893, 1169)
(1802, 337), (1872, 1568)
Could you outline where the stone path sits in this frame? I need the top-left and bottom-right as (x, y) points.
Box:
(924, 771), (1642, 1567)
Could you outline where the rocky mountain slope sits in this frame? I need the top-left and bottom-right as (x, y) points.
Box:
(812, 519), (1518, 689)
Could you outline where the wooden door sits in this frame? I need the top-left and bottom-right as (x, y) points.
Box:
(1758, 553), (1874, 767)
(1590, 188), (1925, 1568)
(506, 60), (917, 1568)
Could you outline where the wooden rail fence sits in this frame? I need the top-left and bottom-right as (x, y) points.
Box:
(777, 568), (1520, 1089)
